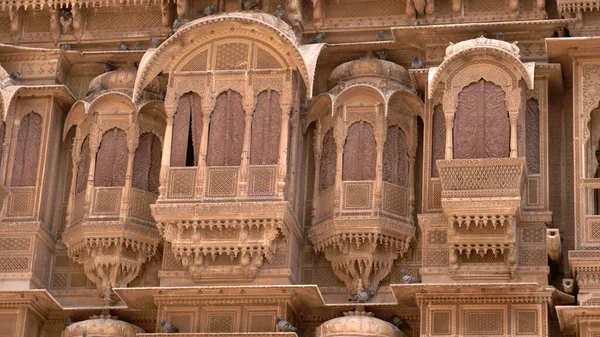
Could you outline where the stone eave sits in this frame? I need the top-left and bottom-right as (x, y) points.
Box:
(546, 37), (600, 82)
(392, 19), (578, 44)
(556, 305), (600, 336)
(1, 84), (76, 119)
(391, 283), (561, 308)
(0, 289), (62, 317)
(113, 285), (327, 310)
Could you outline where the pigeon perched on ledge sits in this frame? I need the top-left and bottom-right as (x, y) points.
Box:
(310, 32), (326, 44)
(201, 4), (215, 16)
(160, 320), (179, 333)
(348, 288), (373, 303)
(276, 316), (298, 332)
(401, 268), (419, 284)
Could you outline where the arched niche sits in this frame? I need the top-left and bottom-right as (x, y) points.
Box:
(94, 128), (128, 187)
(250, 90), (281, 165)
(11, 112), (42, 187)
(333, 85), (385, 113)
(206, 90), (245, 167)
(133, 12), (313, 104)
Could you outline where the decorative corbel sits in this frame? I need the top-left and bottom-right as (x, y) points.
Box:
(71, 4), (84, 42)
(312, 0), (324, 30)
(452, 0), (461, 14)
(9, 5), (23, 45)
(50, 7), (61, 45)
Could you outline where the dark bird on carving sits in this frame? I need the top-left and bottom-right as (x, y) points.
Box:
(276, 316), (298, 332)
(149, 37), (161, 48)
(557, 27), (569, 37)
(201, 4), (215, 16)
(387, 316), (405, 329)
(104, 62), (113, 73)
(411, 56), (423, 69)
(156, 88), (166, 100)
(243, 1), (260, 10)
(310, 32), (326, 44)
(172, 16), (185, 31)
(9, 72), (21, 80)
(376, 30), (385, 41)
(160, 320), (179, 333)
(60, 43), (71, 50)
(60, 8), (73, 20)
(376, 51), (387, 60)
(348, 288), (373, 303)
(85, 83), (104, 96)
(275, 5), (285, 19)
(82, 330), (88, 337)
(415, 18), (420, 26)
(117, 42), (129, 50)
(496, 32), (504, 40)
(401, 268), (419, 284)
(134, 42), (143, 50)
(65, 317), (76, 326)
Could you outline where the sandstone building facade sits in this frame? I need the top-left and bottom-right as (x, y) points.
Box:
(0, 0), (595, 336)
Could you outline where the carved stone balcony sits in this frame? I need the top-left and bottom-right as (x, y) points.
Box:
(62, 186), (161, 305)
(309, 180), (415, 293)
(152, 166), (300, 283)
(436, 157), (526, 279)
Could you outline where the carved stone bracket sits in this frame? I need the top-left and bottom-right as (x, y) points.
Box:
(62, 222), (160, 305)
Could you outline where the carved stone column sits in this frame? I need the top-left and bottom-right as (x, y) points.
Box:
(509, 111), (518, 158)
(238, 109), (253, 198)
(444, 112), (454, 159)
(195, 111), (211, 199)
(373, 109), (385, 213)
(277, 105), (291, 198)
(85, 125), (101, 213)
(312, 122), (323, 221)
(158, 114), (174, 199)
(65, 135), (81, 226)
(334, 114), (345, 216)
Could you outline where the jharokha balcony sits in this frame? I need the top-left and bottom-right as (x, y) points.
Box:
(436, 157), (526, 279)
(152, 87), (302, 284)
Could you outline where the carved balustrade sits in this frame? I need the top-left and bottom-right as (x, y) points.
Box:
(437, 157), (526, 279)
(306, 54), (421, 294)
(61, 75), (166, 304)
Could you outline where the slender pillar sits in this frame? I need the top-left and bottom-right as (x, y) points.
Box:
(238, 109), (253, 198)
(312, 122), (322, 222)
(120, 147), (136, 220)
(444, 112), (454, 159)
(195, 111), (211, 199)
(158, 113), (173, 199)
(509, 111), (518, 158)
(277, 105), (291, 198)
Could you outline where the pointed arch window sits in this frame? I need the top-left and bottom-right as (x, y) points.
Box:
(207, 90), (245, 166)
(12, 112), (42, 187)
(343, 121), (376, 181)
(171, 92), (203, 167)
(133, 133), (162, 193)
(94, 128), (127, 187)
(453, 79), (509, 159)
(250, 90), (281, 165)
(383, 125), (408, 187)
(76, 136), (90, 194)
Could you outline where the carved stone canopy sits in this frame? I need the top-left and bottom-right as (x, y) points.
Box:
(446, 35), (521, 59)
(328, 52), (413, 93)
(62, 314), (145, 337)
(87, 66), (166, 97)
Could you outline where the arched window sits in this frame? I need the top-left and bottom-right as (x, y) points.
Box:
(250, 90), (281, 165)
(171, 92), (202, 167)
(11, 112), (42, 187)
(76, 137), (90, 194)
(431, 105), (445, 177)
(319, 129), (336, 191)
(133, 133), (162, 193)
(453, 79), (509, 159)
(94, 128), (127, 187)
(207, 90), (245, 166)
(343, 121), (376, 181)
(383, 126), (408, 187)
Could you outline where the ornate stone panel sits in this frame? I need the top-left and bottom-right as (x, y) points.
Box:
(133, 132), (162, 193)
(11, 112), (42, 187)
(343, 121), (377, 181)
(207, 90), (245, 167)
(250, 90), (281, 166)
(94, 128), (128, 187)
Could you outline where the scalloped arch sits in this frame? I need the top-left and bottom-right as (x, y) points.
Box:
(88, 92), (136, 115)
(428, 46), (534, 98)
(63, 100), (89, 140)
(333, 85), (386, 113)
(306, 93), (334, 132)
(133, 13), (313, 103)
(387, 89), (424, 117)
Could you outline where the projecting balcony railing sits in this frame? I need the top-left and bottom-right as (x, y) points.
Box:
(5, 186), (35, 218)
(162, 165), (279, 202)
(556, 0), (600, 12)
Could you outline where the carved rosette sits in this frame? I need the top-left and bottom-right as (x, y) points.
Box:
(316, 309), (404, 337)
(62, 315), (145, 337)
(62, 223), (160, 305)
